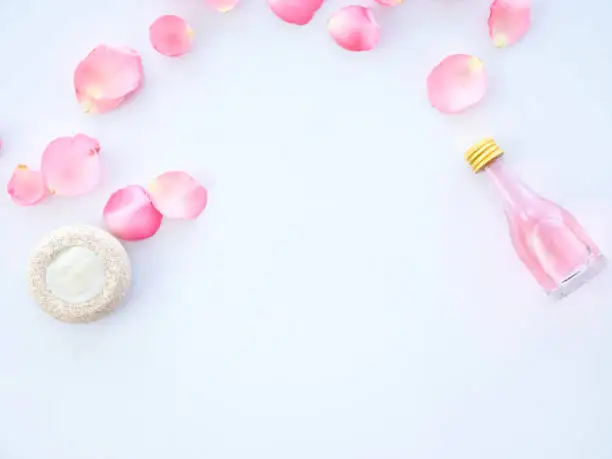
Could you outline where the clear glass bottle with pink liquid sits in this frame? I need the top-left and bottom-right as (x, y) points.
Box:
(465, 138), (606, 299)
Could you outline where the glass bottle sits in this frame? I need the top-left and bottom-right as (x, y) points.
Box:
(465, 138), (606, 299)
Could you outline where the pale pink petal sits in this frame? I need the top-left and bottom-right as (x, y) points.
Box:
(103, 185), (163, 241)
(488, 0), (531, 48)
(328, 6), (380, 52)
(374, 0), (402, 7)
(427, 54), (487, 114)
(205, 0), (239, 13)
(41, 134), (101, 196)
(7, 165), (47, 206)
(149, 15), (194, 57)
(267, 0), (324, 25)
(148, 171), (207, 220)
(74, 45), (143, 114)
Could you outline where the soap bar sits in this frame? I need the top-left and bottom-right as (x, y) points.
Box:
(28, 226), (131, 323)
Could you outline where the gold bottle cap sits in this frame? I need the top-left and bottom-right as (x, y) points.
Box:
(465, 138), (504, 173)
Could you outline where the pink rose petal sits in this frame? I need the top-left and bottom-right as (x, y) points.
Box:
(488, 0), (531, 48)
(267, 0), (324, 25)
(149, 15), (194, 57)
(328, 6), (380, 52)
(148, 171), (207, 220)
(205, 0), (239, 13)
(427, 54), (487, 114)
(103, 185), (163, 241)
(74, 44), (143, 113)
(41, 134), (101, 196)
(374, 0), (402, 7)
(7, 165), (47, 206)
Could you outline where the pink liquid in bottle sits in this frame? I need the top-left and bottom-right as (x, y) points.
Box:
(467, 139), (605, 299)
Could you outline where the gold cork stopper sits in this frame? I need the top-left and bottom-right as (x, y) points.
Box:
(465, 138), (504, 173)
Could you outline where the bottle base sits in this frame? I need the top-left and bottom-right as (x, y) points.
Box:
(547, 254), (607, 300)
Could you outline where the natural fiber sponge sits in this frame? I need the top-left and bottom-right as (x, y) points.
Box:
(28, 226), (131, 323)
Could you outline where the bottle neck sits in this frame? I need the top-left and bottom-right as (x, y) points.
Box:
(483, 158), (539, 211)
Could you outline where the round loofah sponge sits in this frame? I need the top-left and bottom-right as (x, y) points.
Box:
(28, 226), (131, 323)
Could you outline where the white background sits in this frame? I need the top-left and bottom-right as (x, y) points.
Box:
(1, 0), (612, 457)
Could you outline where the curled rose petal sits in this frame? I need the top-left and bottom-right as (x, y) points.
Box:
(427, 54), (486, 114)
(488, 0), (531, 48)
(374, 0), (402, 7)
(205, 0), (239, 13)
(267, 0), (324, 25)
(41, 134), (101, 196)
(103, 185), (163, 241)
(148, 171), (208, 220)
(149, 15), (194, 57)
(328, 6), (380, 52)
(7, 165), (47, 206)
(74, 44), (143, 113)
